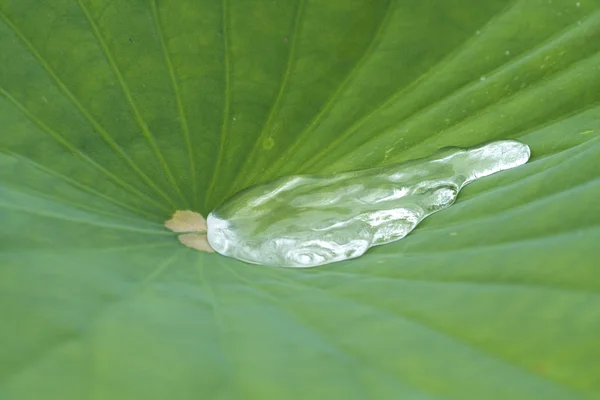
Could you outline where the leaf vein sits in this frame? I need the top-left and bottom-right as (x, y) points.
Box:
(75, 0), (188, 207)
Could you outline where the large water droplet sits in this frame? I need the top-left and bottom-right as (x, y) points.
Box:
(207, 140), (530, 268)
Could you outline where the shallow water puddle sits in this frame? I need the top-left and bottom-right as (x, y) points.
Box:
(172, 140), (530, 267)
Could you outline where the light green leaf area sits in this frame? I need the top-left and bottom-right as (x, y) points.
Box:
(1, 0), (599, 399)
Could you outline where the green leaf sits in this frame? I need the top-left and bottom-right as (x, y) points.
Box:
(1, 0), (599, 399)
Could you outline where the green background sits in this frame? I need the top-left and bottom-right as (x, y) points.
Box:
(1, 0), (599, 398)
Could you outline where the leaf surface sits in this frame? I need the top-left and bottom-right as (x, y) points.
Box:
(1, 0), (600, 399)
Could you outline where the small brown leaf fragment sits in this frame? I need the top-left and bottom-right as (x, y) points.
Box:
(165, 210), (207, 233)
(165, 210), (214, 253)
(178, 233), (214, 252)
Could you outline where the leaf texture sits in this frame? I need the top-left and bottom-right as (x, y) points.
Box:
(1, 0), (599, 399)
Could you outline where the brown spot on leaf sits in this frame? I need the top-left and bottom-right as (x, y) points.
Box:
(165, 210), (207, 233)
(178, 233), (214, 252)
(165, 210), (213, 252)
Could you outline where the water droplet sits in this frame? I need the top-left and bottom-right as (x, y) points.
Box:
(505, 50), (511, 56)
(480, 76), (487, 81)
(207, 140), (531, 268)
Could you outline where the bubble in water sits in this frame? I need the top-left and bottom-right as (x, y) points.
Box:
(207, 140), (531, 268)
